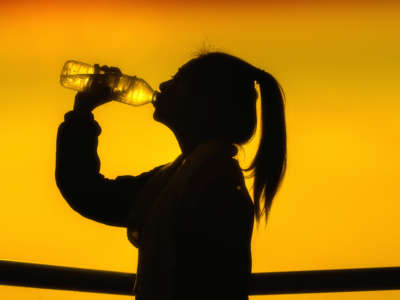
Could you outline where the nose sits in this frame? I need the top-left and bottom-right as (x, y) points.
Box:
(159, 79), (172, 92)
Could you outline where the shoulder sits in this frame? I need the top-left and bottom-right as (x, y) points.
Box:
(187, 157), (253, 216)
(114, 163), (168, 189)
(192, 157), (241, 186)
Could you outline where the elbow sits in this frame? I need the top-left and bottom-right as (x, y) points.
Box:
(55, 164), (75, 204)
(55, 168), (92, 219)
(56, 178), (86, 216)
(57, 186), (105, 225)
(55, 174), (126, 227)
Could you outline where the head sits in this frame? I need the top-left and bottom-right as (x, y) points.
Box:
(154, 51), (287, 226)
(154, 53), (257, 144)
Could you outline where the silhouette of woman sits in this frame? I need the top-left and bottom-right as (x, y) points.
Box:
(55, 51), (287, 300)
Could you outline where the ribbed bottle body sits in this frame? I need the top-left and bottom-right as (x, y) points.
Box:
(60, 60), (158, 106)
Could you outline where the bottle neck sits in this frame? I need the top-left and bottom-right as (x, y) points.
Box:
(152, 91), (160, 103)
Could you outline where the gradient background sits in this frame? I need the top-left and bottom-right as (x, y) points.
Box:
(1, 0), (400, 299)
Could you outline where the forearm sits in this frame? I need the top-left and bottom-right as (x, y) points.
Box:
(55, 109), (118, 224)
(56, 109), (100, 184)
(55, 109), (165, 227)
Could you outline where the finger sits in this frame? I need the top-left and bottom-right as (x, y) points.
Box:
(94, 64), (101, 74)
(100, 65), (121, 75)
(109, 66), (122, 74)
(100, 65), (110, 72)
(99, 65), (110, 74)
(91, 82), (112, 95)
(89, 75), (107, 89)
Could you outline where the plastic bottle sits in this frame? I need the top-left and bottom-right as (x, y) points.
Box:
(60, 60), (159, 106)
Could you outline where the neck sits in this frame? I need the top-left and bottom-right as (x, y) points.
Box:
(174, 130), (210, 157)
(173, 130), (236, 160)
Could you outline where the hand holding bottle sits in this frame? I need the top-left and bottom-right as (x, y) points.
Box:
(60, 60), (159, 108)
(73, 65), (122, 112)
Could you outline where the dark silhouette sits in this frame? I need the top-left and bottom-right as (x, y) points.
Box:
(55, 51), (287, 300)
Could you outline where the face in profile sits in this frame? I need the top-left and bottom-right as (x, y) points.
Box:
(153, 59), (200, 130)
(153, 56), (232, 141)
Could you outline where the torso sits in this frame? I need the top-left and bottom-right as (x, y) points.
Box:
(130, 141), (254, 299)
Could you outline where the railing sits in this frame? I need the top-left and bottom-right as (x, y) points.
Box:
(1, 260), (400, 295)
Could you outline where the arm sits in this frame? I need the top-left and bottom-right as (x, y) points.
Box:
(55, 109), (164, 227)
(174, 175), (253, 300)
(56, 67), (164, 227)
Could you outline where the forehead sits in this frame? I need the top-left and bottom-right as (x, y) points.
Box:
(176, 58), (198, 75)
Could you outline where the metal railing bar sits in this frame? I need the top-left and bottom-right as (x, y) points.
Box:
(249, 267), (400, 295)
(1, 260), (400, 295)
(0, 260), (135, 295)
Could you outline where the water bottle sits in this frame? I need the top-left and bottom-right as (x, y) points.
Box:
(60, 60), (159, 106)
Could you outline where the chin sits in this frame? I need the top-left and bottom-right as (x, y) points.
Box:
(153, 111), (174, 130)
(153, 109), (165, 124)
(153, 109), (158, 120)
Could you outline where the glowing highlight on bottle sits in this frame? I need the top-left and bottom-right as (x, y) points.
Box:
(60, 60), (157, 106)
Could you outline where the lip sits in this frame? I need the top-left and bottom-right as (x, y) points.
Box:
(152, 93), (162, 107)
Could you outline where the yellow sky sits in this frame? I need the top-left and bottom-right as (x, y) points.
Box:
(0, 1), (399, 299)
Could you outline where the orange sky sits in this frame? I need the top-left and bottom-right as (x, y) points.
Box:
(1, 1), (400, 299)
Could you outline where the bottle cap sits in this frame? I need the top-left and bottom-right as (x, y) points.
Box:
(152, 91), (160, 103)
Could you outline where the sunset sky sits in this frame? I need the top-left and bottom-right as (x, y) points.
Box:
(1, 0), (400, 299)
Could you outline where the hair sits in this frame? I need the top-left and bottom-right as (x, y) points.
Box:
(190, 51), (287, 226)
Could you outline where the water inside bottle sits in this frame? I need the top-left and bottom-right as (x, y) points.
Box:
(60, 73), (116, 93)
(115, 76), (156, 106)
(60, 74), (94, 92)
(60, 60), (158, 106)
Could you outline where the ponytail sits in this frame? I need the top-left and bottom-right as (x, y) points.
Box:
(189, 50), (287, 226)
(244, 69), (287, 226)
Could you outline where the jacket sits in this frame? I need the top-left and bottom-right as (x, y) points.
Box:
(55, 110), (255, 300)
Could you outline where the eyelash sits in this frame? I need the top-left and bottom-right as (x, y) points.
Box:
(172, 73), (181, 80)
